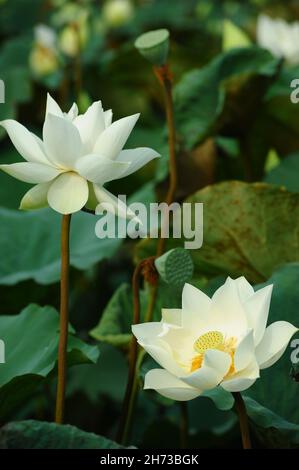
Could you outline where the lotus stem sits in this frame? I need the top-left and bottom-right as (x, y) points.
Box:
(117, 260), (146, 444)
(73, 23), (82, 99)
(179, 402), (189, 449)
(154, 64), (177, 208)
(145, 64), (178, 323)
(233, 392), (252, 449)
(119, 351), (145, 446)
(55, 214), (72, 424)
(118, 63), (178, 444)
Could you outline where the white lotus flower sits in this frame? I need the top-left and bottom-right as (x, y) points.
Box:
(257, 14), (299, 64)
(30, 25), (58, 76)
(34, 24), (57, 51)
(0, 94), (159, 215)
(132, 277), (298, 401)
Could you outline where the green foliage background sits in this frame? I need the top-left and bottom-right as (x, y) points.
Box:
(0, 0), (299, 449)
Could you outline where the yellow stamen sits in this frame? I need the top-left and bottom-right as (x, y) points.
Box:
(191, 355), (203, 372)
(191, 330), (237, 375)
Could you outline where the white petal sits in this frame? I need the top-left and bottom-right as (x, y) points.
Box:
(67, 103), (78, 120)
(45, 93), (63, 118)
(257, 15), (282, 58)
(33, 134), (49, 162)
(47, 172), (89, 214)
(181, 283), (212, 331)
(0, 162), (61, 184)
(35, 24), (56, 50)
(182, 283), (211, 313)
(221, 359), (260, 392)
(43, 113), (82, 169)
(144, 369), (202, 401)
(132, 323), (184, 377)
(132, 320), (192, 367)
(255, 321), (298, 369)
(75, 154), (129, 184)
(73, 101), (105, 152)
(235, 276), (254, 301)
(244, 284), (273, 345)
(210, 277), (248, 336)
(20, 182), (51, 210)
(234, 330), (255, 372)
(93, 185), (137, 220)
(181, 349), (232, 390)
(132, 322), (164, 343)
(115, 147), (160, 177)
(104, 109), (113, 127)
(162, 309), (182, 327)
(0, 120), (49, 164)
(141, 342), (185, 377)
(222, 378), (256, 392)
(93, 114), (140, 159)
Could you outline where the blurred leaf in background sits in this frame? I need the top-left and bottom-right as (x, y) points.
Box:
(0, 304), (99, 420)
(1, 0), (299, 450)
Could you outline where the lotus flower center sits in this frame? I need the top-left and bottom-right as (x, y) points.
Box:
(194, 330), (224, 353)
(191, 330), (237, 373)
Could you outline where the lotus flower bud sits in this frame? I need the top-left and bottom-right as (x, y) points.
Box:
(103, 0), (134, 28)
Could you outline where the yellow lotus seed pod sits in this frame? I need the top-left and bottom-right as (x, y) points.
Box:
(194, 331), (224, 354)
(135, 29), (169, 66)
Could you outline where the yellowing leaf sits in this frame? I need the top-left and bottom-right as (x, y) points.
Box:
(223, 20), (251, 51)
